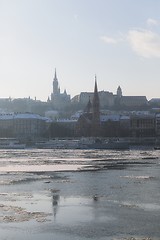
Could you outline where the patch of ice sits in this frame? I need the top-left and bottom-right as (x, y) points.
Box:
(0, 203), (52, 223)
(121, 175), (153, 180)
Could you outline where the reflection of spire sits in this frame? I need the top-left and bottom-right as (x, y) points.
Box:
(52, 194), (60, 220)
(53, 194), (59, 205)
(93, 194), (98, 201)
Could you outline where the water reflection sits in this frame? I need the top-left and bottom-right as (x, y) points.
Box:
(52, 194), (60, 219)
(93, 194), (99, 201)
(0, 147), (159, 239)
(52, 194), (60, 206)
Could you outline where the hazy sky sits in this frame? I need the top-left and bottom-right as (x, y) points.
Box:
(0, 0), (160, 101)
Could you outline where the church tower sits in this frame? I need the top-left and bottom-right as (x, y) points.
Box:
(92, 76), (100, 136)
(117, 86), (122, 98)
(50, 68), (71, 110)
(53, 69), (60, 95)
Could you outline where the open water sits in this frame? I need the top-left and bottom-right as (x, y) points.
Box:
(0, 148), (160, 240)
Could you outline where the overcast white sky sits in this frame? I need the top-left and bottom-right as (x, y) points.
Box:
(0, 0), (160, 101)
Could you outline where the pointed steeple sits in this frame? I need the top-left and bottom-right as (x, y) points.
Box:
(93, 75), (99, 108)
(53, 68), (60, 95)
(94, 75), (98, 93)
(54, 68), (58, 81)
(92, 75), (100, 136)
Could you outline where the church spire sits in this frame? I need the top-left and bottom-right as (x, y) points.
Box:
(54, 68), (57, 80)
(94, 75), (98, 93)
(92, 75), (100, 136)
(93, 75), (99, 109)
(53, 68), (60, 95)
(117, 85), (122, 98)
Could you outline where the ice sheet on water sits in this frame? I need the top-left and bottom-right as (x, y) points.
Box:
(121, 175), (154, 180)
(0, 172), (54, 185)
(0, 148), (159, 173)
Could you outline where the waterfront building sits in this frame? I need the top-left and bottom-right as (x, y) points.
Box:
(100, 114), (130, 137)
(49, 119), (77, 137)
(130, 113), (155, 138)
(0, 114), (13, 137)
(155, 113), (160, 137)
(0, 113), (51, 139)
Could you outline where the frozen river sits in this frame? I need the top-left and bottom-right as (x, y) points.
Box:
(0, 148), (160, 240)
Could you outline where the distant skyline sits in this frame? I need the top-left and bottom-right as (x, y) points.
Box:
(1, 0), (160, 101)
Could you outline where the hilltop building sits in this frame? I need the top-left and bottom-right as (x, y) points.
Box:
(72, 84), (148, 110)
(49, 69), (71, 110)
(114, 86), (148, 109)
(117, 86), (122, 98)
(72, 90), (114, 109)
